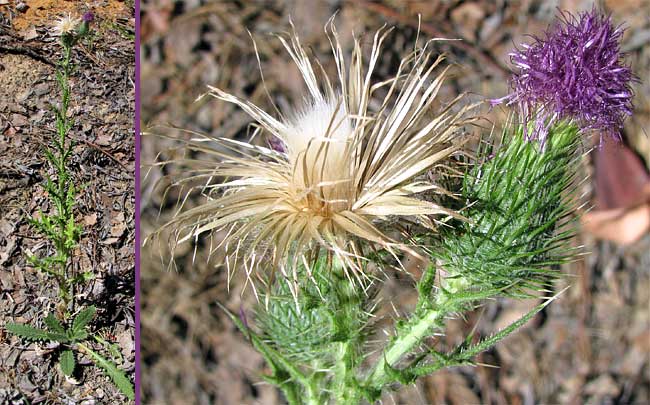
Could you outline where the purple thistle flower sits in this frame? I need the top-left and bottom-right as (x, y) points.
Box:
(496, 8), (634, 143)
(82, 12), (94, 23)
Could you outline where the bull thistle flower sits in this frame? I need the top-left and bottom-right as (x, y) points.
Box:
(493, 8), (634, 144)
(150, 20), (477, 297)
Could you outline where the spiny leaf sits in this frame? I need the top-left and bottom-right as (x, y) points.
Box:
(5, 323), (69, 342)
(5, 323), (51, 341)
(452, 290), (565, 361)
(95, 335), (123, 363)
(44, 314), (65, 334)
(82, 345), (135, 400)
(59, 350), (75, 376)
(72, 330), (88, 341)
(382, 355), (415, 385)
(218, 301), (309, 386)
(71, 306), (96, 338)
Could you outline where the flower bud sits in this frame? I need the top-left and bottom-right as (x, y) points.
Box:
(77, 12), (94, 37)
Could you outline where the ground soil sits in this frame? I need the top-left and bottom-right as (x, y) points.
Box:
(0, 1), (135, 404)
(140, 1), (650, 404)
(7, 0), (131, 31)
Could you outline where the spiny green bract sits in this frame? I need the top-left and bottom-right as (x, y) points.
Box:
(437, 122), (582, 298)
(256, 255), (373, 364)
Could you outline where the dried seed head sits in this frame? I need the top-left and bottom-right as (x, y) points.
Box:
(52, 14), (80, 37)
(148, 19), (477, 297)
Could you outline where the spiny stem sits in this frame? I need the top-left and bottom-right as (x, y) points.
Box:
(332, 341), (362, 404)
(366, 307), (442, 388)
(279, 385), (301, 405)
(365, 277), (467, 390)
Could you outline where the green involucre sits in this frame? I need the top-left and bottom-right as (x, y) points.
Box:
(437, 122), (582, 297)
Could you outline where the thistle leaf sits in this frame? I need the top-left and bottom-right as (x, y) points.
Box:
(218, 301), (309, 387)
(59, 350), (75, 376)
(5, 323), (69, 342)
(71, 306), (96, 338)
(5, 323), (51, 341)
(453, 291), (563, 361)
(82, 345), (134, 400)
(44, 314), (66, 334)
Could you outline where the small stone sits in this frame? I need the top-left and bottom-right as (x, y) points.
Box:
(22, 26), (38, 41)
(7, 103), (27, 114)
(110, 222), (126, 238)
(10, 114), (29, 127)
(84, 213), (98, 226)
(15, 2), (28, 12)
(64, 374), (81, 385)
(451, 2), (485, 42)
(29, 109), (45, 122)
(16, 89), (31, 102)
(584, 374), (620, 397)
(34, 83), (49, 96)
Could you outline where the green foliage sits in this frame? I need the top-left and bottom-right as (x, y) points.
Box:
(94, 334), (124, 363)
(256, 255), (372, 365)
(360, 123), (583, 400)
(59, 350), (75, 376)
(71, 306), (96, 336)
(224, 255), (376, 404)
(5, 322), (68, 342)
(5, 306), (134, 400)
(8, 19), (132, 402)
(220, 302), (308, 405)
(44, 314), (66, 334)
(79, 343), (135, 400)
(29, 29), (90, 309)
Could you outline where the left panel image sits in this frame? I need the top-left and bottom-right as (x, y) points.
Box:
(1, 1), (135, 403)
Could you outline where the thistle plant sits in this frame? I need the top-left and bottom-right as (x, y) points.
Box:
(27, 13), (95, 308)
(148, 8), (634, 404)
(5, 12), (134, 400)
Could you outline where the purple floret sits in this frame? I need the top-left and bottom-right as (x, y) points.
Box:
(498, 9), (634, 143)
(268, 136), (287, 153)
(82, 11), (94, 23)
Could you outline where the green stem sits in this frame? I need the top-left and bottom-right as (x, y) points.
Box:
(280, 385), (301, 405)
(305, 361), (325, 405)
(306, 390), (320, 405)
(333, 341), (360, 404)
(57, 43), (75, 312)
(366, 307), (443, 389)
(365, 277), (467, 390)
